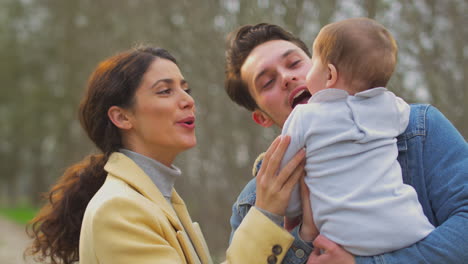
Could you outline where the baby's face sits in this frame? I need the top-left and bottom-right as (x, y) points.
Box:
(306, 43), (329, 95)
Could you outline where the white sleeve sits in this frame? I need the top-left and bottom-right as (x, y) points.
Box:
(394, 95), (410, 134)
(281, 108), (306, 218)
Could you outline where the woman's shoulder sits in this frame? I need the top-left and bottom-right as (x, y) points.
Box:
(84, 175), (161, 224)
(79, 176), (169, 260)
(89, 175), (140, 204)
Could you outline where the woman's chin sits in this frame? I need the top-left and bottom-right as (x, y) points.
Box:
(181, 139), (197, 150)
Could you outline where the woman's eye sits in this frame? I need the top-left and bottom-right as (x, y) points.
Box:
(157, 88), (172, 95)
(184, 88), (192, 95)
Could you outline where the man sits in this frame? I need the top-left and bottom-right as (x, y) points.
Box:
(225, 23), (468, 264)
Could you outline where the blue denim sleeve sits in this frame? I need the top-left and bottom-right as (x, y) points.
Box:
(355, 106), (468, 264)
(229, 178), (256, 244)
(286, 224), (313, 263)
(229, 178), (313, 264)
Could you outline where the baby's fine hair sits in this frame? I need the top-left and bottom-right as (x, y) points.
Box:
(314, 17), (398, 92)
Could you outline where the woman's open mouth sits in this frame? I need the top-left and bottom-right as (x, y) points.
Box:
(177, 116), (195, 129)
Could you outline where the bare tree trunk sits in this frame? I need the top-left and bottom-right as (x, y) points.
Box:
(317, 0), (337, 27)
(364, 0), (377, 18)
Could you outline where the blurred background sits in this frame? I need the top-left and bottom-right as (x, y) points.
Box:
(0, 0), (466, 262)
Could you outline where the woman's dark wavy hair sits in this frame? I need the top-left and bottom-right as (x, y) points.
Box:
(25, 46), (177, 264)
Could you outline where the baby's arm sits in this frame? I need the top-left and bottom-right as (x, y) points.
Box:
(281, 108), (306, 218)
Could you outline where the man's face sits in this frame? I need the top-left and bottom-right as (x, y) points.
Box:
(241, 40), (312, 128)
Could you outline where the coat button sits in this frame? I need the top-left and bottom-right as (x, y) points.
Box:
(267, 255), (277, 264)
(295, 248), (305, 258)
(272, 244), (282, 255)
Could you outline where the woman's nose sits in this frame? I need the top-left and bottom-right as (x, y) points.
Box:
(180, 90), (195, 109)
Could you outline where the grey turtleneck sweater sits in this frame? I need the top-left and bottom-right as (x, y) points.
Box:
(119, 149), (181, 204)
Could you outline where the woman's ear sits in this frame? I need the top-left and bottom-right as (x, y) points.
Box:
(108, 106), (133, 130)
(252, 110), (274, 128)
(326, 63), (338, 88)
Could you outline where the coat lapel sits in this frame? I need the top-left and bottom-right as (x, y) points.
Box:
(104, 153), (183, 231)
(104, 153), (212, 264)
(172, 191), (212, 264)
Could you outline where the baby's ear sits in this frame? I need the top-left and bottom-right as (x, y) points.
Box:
(326, 64), (338, 88)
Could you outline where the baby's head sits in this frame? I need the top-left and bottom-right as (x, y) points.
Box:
(307, 17), (397, 95)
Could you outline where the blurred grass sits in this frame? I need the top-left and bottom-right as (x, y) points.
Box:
(0, 206), (38, 225)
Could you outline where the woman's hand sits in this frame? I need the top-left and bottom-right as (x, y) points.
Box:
(307, 235), (355, 264)
(255, 135), (306, 216)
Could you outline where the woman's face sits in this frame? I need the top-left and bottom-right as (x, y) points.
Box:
(124, 58), (196, 166)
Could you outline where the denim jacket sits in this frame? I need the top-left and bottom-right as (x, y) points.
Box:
(229, 104), (468, 264)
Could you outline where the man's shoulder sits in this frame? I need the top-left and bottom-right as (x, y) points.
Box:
(236, 177), (257, 207)
(401, 104), (432, 139)
(235, 152), (265, 207)
(251, 152), (265, 177)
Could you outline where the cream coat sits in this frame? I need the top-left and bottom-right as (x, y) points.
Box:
(79, 153), (293, 264)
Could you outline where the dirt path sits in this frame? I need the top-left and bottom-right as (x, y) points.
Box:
(0, 217), (36, 264)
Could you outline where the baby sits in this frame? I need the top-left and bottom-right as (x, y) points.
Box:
(282, 17), (434, 256)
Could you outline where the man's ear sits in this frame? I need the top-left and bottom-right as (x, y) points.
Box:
(252, 110), (274, 128)
(108, 106), (133, 130)
(326, 63), (338, 88)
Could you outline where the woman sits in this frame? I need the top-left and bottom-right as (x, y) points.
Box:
(26, 46), (306, 264)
